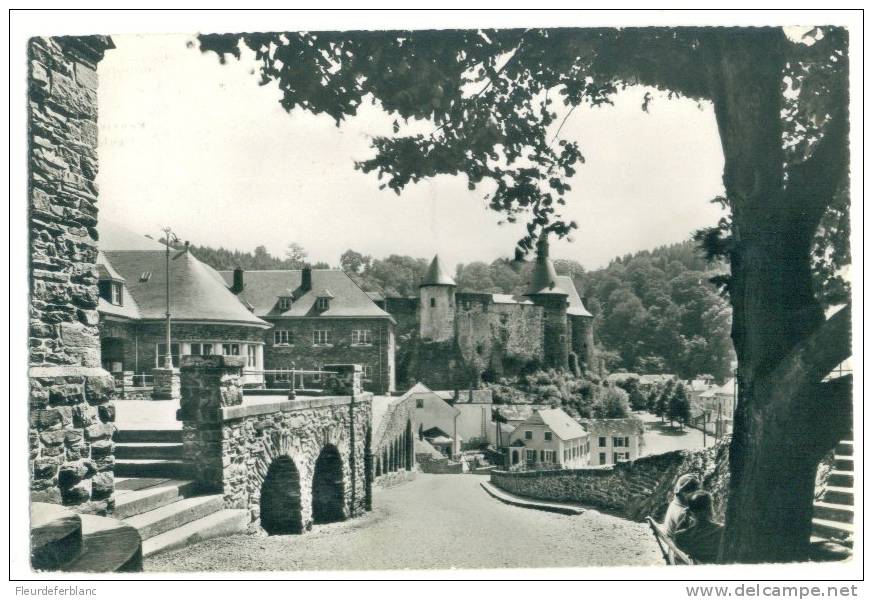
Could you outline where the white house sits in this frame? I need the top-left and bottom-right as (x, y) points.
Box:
(585, 418), (646, 466)
(507, 408), (590, 469)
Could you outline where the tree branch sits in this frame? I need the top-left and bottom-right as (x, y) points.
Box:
(769, 303), (852, 402)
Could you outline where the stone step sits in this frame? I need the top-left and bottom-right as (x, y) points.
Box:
(813, 501), (854, 524)
(836, 440), (853, 456)
(115, 442), (184, 460)
(822, 486), (854, 506)
(113, 479), (197, 519)
(125, 494), (225, 541)
(833, 456), (853, 472)
(828, 470), (854, 488)
(142, 509), (249, 558)
(115, 429), (183, 444)
(30, 503), (83, 571)
(115, 459), (194, 479)
(811, 517), (854, 544)
(62, 514), (142, 572)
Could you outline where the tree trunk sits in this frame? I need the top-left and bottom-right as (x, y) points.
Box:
(705, 31), (852, 563)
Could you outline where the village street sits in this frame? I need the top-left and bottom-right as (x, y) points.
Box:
(146, 474), (663, 572)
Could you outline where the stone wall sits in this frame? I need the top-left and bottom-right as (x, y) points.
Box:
(372, 394), (416, 479)
(29, 36), (117, 512)
(491, 439), (731, 522)
(263, 317), (394, 393)
(178, 355), (373, 531)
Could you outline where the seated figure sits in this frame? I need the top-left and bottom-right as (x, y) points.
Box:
(663, 473), (700, 537)
(675, 490), (724, 564)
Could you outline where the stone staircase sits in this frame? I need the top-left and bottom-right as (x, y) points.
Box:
(113, 429), (249, 558)
(812, 440), (854, 547)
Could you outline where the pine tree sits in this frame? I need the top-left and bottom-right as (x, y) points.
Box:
(668, 382), (692, 429)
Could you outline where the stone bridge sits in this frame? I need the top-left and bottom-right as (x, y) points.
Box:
(178, 356), (373, 533)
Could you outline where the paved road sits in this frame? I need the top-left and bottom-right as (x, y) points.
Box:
(146, 474), (663, 572)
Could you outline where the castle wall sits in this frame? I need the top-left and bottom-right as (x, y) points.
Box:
(570, 315), (595, 372)
(455, 295), (544, 379)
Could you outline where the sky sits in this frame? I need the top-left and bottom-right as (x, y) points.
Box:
(97, 33), (727, 272)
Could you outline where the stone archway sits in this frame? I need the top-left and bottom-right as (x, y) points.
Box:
(260, 457), (303, 534)
(405, 420), (414, 470)
(312, 444), (346, 524)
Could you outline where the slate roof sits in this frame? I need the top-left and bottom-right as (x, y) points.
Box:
(218, 269), (395, 321)
(585, 417), (646, 436)
(699, 378), (735, 399)
(606, 372), (640, 383)
(101, 249), (269, 327)
(421, 255), (456, 287)
(98, 220), (168, 251)
(522, 408), (589, 441)
(556, 276), (593, 317)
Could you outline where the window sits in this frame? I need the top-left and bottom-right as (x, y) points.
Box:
(274, 330), (290, 345)
(614, 452), (630, 463)
(544, 431), (553, 441)
(312, 365), (322, 382)
(246, 345), (257, 368)
(430, 298), (436, 307)
(362, 364), (372, 380)
(598, 436), (607, 447)
(221, 343), (240, 356)
(351, 329), (372, 345)
(156, 343), (180, 368)
(415, 398), (424, 409)
(525, 449), (536, 464)
(543, 450), (556, 463)
(599, 452), (607, 465)
(202, 343), (213, 356)
(278, 297), (291, 310)
(313, 330), (329, 345)
(613, 436), (625, 447)
(316, 297), (330, 311)
(524, 430), (533, 440)
(111, 282), (123, 305)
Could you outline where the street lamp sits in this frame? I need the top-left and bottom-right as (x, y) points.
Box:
(162, 227), (177, 369)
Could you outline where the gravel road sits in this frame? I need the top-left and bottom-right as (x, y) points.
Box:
(146, 473), (663, 572)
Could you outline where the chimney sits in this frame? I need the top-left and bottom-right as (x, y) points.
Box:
(301, 265), (312, 292)
(231, 267), (244, 294)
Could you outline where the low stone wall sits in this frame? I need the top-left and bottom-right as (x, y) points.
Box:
(417, 454), (464, 474)
(118, 386), (153, 401)
(490, 440), (730, 522)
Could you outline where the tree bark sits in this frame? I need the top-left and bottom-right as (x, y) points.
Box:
(705, 31), (852, 563)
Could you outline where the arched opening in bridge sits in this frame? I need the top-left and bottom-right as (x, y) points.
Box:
(312, 444), (346, 524)
(260, 456), (303, 535)
(405, 420), (414, 470)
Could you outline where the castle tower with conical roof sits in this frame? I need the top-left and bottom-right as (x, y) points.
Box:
(419, 255), (456, 342)
(524, 236), (570, 370)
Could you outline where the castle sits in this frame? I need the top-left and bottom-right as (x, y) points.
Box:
(382, 237), (596, 390)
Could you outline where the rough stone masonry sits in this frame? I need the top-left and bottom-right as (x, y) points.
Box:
(178, 356), (373, 531)
(29, 36), (118, 512)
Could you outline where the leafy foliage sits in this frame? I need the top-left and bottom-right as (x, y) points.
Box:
(181, 242), (329, 270)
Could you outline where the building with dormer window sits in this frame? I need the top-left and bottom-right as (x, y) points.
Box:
(219, 266), (396, 393)
(96, 222), (271, 388)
